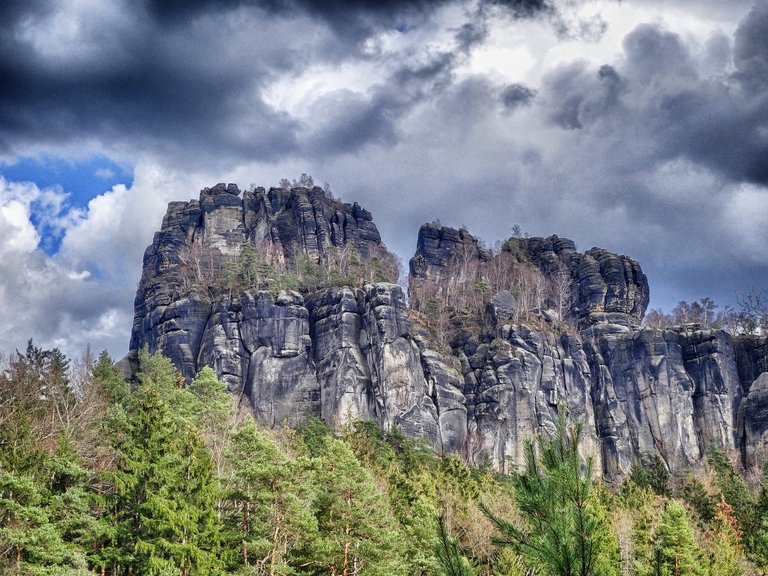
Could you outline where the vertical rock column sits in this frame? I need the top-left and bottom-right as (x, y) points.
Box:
(584, 327), (701, 478)
(361, 283), (440, 444)
(240, 290), (320, 427)
(309, 287), (374, 426)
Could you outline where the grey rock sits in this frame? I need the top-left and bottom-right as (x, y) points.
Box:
(409, 223), (492, 285)
(487, 291), (517, 326)
(735, 336), (768, 392)
(361, 283), (440, 444)
(744, 373), (768, 468)
(309, 287), (374, 425)
(524, 235), (649, 325)
(128, 188), (768, 481)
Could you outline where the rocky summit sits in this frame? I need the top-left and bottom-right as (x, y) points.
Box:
(127, 183), (768, 481)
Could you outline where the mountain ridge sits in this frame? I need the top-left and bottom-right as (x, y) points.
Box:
(126, 183), (768, 481)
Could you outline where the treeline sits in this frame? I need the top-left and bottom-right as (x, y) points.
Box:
(178, 241), (398, 297)
(2, 342), (768, 575)
(645, 289), (768, 335)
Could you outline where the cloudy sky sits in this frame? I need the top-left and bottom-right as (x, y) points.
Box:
(1, 0), (766, 360)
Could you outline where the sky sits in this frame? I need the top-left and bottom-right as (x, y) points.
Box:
(0, 0), (767, 361)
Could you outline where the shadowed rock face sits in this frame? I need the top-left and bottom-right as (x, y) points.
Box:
(128, 188), (768, 481)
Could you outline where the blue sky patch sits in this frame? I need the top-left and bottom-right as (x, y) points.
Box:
(0, 154), (133, 207)
(0, 154), (134, 255)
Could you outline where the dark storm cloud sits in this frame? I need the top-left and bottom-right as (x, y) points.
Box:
(542, 62), (625, 130)
(304, 90), (402, 154)
(455, 21), (490, 53)
(0, 2), (307, 165)
(300, 0), (559, 155)
(733, 1), (768, 93)
(145, 0), (446, 44)
(622, 24), (697, 84)
(501, 83), (537, 109)
(302, 25), (476, 154)
(0, 0), (561, 167)
(0, 0), (50, 25)
(538, 14), (768, 186)
(303, 52), (456, 155)
(486, 0), (554, 19)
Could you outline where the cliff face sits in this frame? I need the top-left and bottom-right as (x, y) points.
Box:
(128, 184), (768, 480)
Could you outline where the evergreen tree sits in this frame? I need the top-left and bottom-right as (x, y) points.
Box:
(435, 514), (476, 576)
(92, 350), (130, 405)
(482, 409), (619, 576)
(708, 447), (758, 552)
(627, 489), (663, 576)
(312, 436), (408, 576)
(654, 500), (703, 576)
(707, 498), (746, 576)
(189, 366), (233, 480)
(224, 421), (318, 574)
(628, 455), (670, 497)
(0, 469), (93, 575)
(680, 475), (716, 525)
(103, 349), (223, 575)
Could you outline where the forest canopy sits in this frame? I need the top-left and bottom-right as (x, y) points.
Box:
(0, 341), (765, 575)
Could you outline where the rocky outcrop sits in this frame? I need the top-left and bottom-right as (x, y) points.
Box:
(409, 223), (493, 281)
(584, 326), (741, 477)
(499, 234), (649, 326)
(128, 187), (768, 481)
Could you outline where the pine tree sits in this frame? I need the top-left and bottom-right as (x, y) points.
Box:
(103, 349), (223, 575)
(708, 498), (746, 576)
(224, 420), (318, 574)
(92, 350), (130, 405)
(482, 409), (620, 576)
(312, 436), (408, 576)
(708, 447), (757, 552)
(627, 489), (662, 576)
(435, 514), (476, 576)
(654, 500), (703, 576)
(0, 471), (86, 574)
(188, 366), (233, 480)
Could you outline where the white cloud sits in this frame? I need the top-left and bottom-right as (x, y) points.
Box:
(0, 162), (200, 360)
(0, 200), (39, 252)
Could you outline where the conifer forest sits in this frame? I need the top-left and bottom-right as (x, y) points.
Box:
(1, 341), (764, 575)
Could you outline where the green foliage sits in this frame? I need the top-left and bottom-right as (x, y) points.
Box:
(482, 409), (619, 576)
(296, 417), (333, 458)
(0, 468), (93, 575)
(312, 435), (409, 575)
(707, 498), (746, 576)
(188, 366), (233, 478)
(92, 350), (129, 405)
(680, 474), (717, 525)
(223, 420), (318, 573)
(1, 343), (761, 576)
(435, 514), (477, 576)
(103, 348), (224, 575)
(628, 455), (670, 497)
(708, 447), (759, 553)
(654, 500), (704, 576)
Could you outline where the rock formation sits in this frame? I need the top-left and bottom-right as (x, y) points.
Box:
(128, 183), (768, 481)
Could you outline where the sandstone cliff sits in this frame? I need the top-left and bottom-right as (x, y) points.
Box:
(128, 184), (768, 481)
